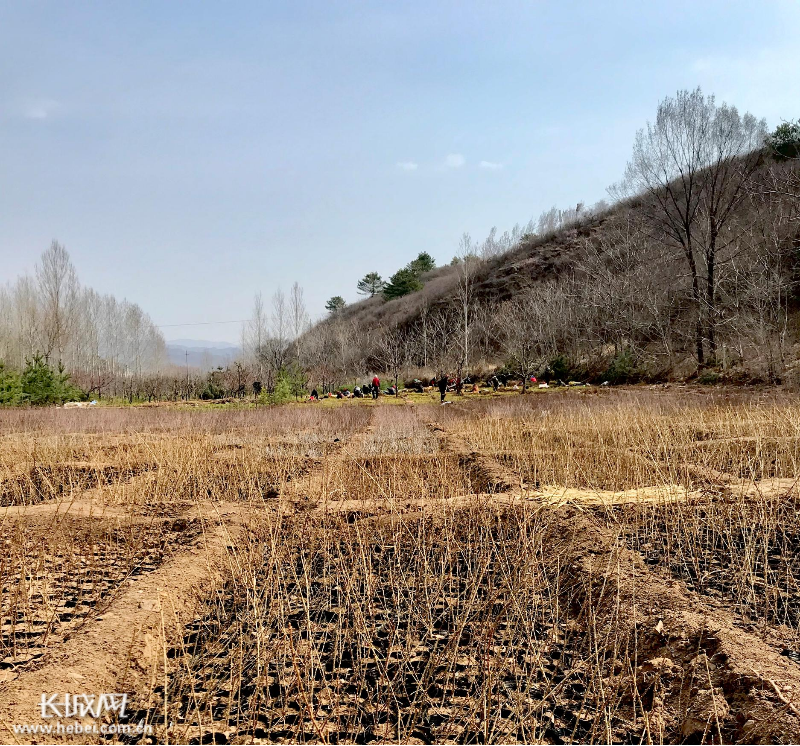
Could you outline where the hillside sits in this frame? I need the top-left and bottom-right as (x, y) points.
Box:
(332, 215), (605, 333)
(302, 152), (800, 386)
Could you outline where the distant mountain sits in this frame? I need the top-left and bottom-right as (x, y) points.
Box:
(166, 339), (242, 369)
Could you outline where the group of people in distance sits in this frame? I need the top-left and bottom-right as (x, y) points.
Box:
(309, 375), (396, 401)
(307, 371), (536, 403)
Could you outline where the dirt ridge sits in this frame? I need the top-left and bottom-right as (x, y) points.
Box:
(0, 501), (248, 744)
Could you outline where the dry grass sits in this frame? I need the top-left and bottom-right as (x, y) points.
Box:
(436, 389), (800, 490)
(3, 391), (800, 743)
(141, 507), (609, 744)
(622, 491), (800, 636)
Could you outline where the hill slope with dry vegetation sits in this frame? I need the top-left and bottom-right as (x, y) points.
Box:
(301, 93), (800, 389)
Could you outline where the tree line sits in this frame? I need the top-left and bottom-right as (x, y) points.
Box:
(0, 241), (167, 400)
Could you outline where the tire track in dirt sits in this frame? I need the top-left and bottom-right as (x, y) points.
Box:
(431, 420), (800, 743)
(0, 500), (250, 744)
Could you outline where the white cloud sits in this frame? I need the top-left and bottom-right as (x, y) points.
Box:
(396, 161), (418, 171)
(479, 160), (503, 170)
(445, 153), (465, 168)
(23, 98), (59, 120)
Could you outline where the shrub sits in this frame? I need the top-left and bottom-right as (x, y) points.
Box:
(493, 362), (517, 384)
(603, 349), (639, 385)
(262, 368), (302, 405)
(283, 362), (308, 400)
(547, 355), (574, 383)
(199, 371), (226, 400)
(698, 369), (721, 385)
(20, 355), (83, 405)
(0, 363), (22, 405)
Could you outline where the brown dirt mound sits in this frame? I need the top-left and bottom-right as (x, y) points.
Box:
(427, 423), (517, 493)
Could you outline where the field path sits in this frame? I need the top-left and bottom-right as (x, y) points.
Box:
(0, 500), (248, 744)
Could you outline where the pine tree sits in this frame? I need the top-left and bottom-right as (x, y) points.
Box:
(325, 296), (347, 314)
(383, 268), (423, 300)
(767, 120), (800, 160)
(408, 252), (436, 275)
(357, 272), (385, 296)
(0, 363), (22, 405)
(20, 354), (81, 405)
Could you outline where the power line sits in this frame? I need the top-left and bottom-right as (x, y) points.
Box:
(156, 319), (249, 328)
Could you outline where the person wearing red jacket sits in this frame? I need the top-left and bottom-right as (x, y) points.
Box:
(371, 375), (380, 399)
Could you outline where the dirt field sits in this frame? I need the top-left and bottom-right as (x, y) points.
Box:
(2, 388), (800, 744)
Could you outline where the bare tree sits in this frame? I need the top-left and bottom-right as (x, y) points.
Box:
(267, 288), (290, 376)
(36, 241), (79, 363)
(376, 325), (410, 396)
(243, 293), (267, 384)
(498, 290), (543, 392)
(624, 87), (766, 365)
(418, 298), (430, 369)
(474, 219), (536, 259)
(720, 187), (797, 380)
(289, 282), (309, 356)
(0, 277), (41, 367)
(454, 233), (478, 375)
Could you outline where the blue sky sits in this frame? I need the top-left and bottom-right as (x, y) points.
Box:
(1, 1), (799, 343)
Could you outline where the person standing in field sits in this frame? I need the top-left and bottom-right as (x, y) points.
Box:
(438, 374), (448, 403)
(372, 375), (380, 399)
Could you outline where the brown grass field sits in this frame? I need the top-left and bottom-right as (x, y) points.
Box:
(3, 388), (800, 744)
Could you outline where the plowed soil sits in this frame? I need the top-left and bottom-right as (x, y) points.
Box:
(2, 393), (800, 744)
